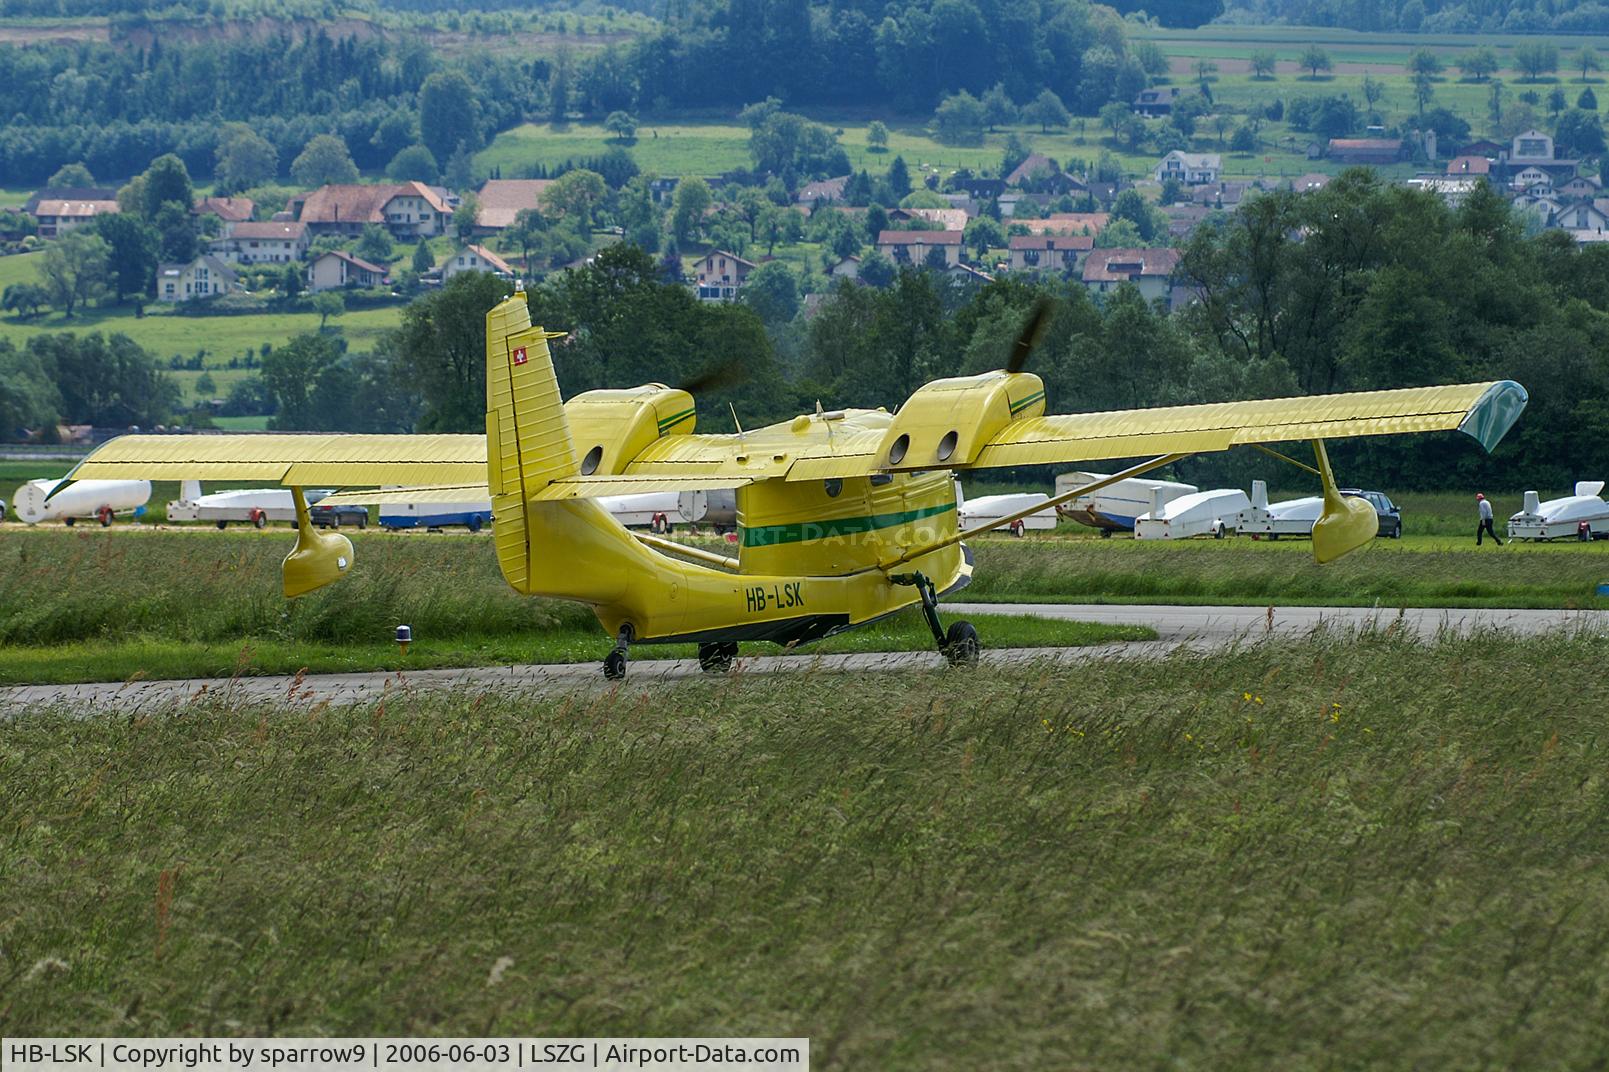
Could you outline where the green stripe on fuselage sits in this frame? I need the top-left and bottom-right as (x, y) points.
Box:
(1009, 390), (1045, 414)
(741, 501), (957, 547)
(657, 407), (695, 432)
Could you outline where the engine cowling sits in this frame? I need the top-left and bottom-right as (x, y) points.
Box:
(877, 371), (1046, 471)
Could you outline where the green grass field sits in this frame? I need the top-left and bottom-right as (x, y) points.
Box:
(6, 631), (1608, 1064)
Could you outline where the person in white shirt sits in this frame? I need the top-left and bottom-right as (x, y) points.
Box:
(1476, 493), (1502, 546)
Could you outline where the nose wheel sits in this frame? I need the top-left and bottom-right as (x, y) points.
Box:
(892, 570), (981, 668)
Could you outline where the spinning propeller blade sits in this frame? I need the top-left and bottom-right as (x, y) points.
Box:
(1006, 296), (1056, 374)
(679, 359), (749, 394)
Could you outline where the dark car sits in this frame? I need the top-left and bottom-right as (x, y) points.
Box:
(1340, 488), (1402, 538)
(309, 503), (369, 530)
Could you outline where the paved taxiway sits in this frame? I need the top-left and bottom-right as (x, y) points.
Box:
(4, 603), (1605, 712)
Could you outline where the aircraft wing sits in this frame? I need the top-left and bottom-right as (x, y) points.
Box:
(61, 434), (486, 486)
(966, 382), (1526, 469)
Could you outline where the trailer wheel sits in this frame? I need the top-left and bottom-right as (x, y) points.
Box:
(216, 520), (228, 529)
(251, 509), (267, 530)
(466, 515), (482, 533)
(64, 516), (76, 527)
(1212, 521), (1225, 539)
(1100, 528), (1113, 539)
(1010, 519), (1025, 538)
(98, 506), (114, 527)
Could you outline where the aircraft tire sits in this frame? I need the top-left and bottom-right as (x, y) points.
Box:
(603, 650), (628, 680)
(698, 642), (738, 674)
(944, 621), (980, 668)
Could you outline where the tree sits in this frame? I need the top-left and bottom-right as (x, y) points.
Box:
(1489, 79), (1507, 125)
(281, 262), (304, 298)
(1193, 59), (1218, 92)
(28, 332), (177, 427)
(394, 271), (514, 431)
(866, 120), (891, 153)
(981, 84), (1016, 132)
(388, 145), (440, 183)
(2, 283), (48, 319)
(153, 202), (197, 263)
(1555, 109), (1607, 157)
(1414, 71), (1435, 118)
(89, 213), (160, 302)
(444, 144), (476, 191)
(1407, 49), (1444, 80)
(541, 169), (606, 230)
(1300, 46), (1332, 79)
(1457, 48), (1499, 82)
(195, 371), (216, 398)
(214, 124), (278, 193)
(262, 332), (343, 430)
(1099, 101), (1130, 137)
(1549, 86), (1568, 116)
(1250, 50), (1277, 80)
(1578, 47), (1602, 82)
(1023, 89), (1071, 134)
(452, 192), (479, 238)
(0, 342), (60, 435)
(47, 162), (94, 187)
(1362, 75), (1386, 111)
(1118, 114), (1149, 152)
(1513, 42), (1560, 83)
(291, 134), (359, 187)
(1230, 125), (1257, 153)
(963, 215), (1004, 259)
(887, 156), (912, 199)
(857, 250), (896, 287)
(738, 261), (800, 326)
(672, 176), (712, 243)
(419, 70), (481, 163)
(140, 154), (193, 219)
(604, 110), (637, 141)
(1580, 87), (1599, 111)
(310, 290), (346, 330)
(355, 224), (394, 265)
(1111, 189), (1158, 243)
(412, 240), (435, 275)
(38, 231), (110, 316)
(934, 91), (986, 143)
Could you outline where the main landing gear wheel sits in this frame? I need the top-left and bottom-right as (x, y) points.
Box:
(944, 621), (980, 667)
(603, 624), (633, 681)
(698, 642), (739, 674)
(894, 569), (982, 670)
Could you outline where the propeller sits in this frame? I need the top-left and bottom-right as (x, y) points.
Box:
(678, 358), (749, 395)
(1006, 295), (1056, 374)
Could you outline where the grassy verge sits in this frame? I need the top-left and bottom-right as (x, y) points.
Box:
(0, 611), (1151, 685)
(5, 632), (1608, 1066)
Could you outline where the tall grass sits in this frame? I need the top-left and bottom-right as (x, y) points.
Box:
(5, 632), (1608, 1067)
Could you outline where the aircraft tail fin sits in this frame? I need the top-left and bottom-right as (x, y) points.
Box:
(485, 291), (575, 593)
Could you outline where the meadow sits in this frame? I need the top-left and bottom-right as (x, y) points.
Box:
(5, 630), (1608, 1066)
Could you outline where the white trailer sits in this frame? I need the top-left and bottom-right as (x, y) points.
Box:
(1233, 480), (1326, 539)
(167, 485), (322, 528)
(678, 487), (737, 532)
(598, 490), (703, 532)
(378, 497), (493, 532)
(1054, 470), (1198, 535)
(1507, 482), (1609, 541)
(958, 491), (1057, 536)
(13, 478), (151, 526)
(1135, 487), (1250, 541)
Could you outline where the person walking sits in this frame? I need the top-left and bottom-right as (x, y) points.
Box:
(1476, 493), (1503, 546)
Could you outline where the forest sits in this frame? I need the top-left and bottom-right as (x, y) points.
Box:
(1217, 0), (1609, 33)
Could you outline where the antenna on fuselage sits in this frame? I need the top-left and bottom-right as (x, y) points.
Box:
(730, 402), (745, 439)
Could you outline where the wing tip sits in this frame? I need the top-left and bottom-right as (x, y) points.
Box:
(1458, 380), (1528, 453)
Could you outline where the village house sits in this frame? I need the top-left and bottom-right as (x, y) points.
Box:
(1154, 151), (1222, 185)
(25, 186), (120, 237)
(888, 206), (970, 231)
(156, 255), (239, 302)
(876, 229), (963, 268)
(442, 243), (514, 282)
(946, 262), (994, 286)
(209, 221), (308, 264)
(1557, 175), (1601, 201)
(307, 249), (388, 292)
(693, 249), (757, 301)
(1554, 200), (1609, 240)
(1007, 234), (1092, 274)
(1011, 213), (1109, 236)
(193, 196), (255, 237)
(827, 255), (862, 280)
(1288, 172), (1331, 193)
(1326, 138), (1405, 165)
(1132, 86), (1179, 118)
(1509, 129), (1554, 164)
(796, 176), (850, 206)
(996, 191), (1053, 218)
(1512, 166), (1553, 191)
(1081, 248), (1181, 307)
(1004, 153), (1061, 188)
(1446, 156), (1491, 176)
(291, 182), (454, 238)
(473, 179), (554, 235)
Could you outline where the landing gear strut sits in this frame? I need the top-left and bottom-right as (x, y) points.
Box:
(604, 624), (632, 680)
(893, 570), (980, 668)
(698, 641), (739, 673)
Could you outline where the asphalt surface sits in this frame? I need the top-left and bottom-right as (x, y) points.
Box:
(4, 602), (1605, 713)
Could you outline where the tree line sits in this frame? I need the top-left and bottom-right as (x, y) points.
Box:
(1218, 0), (1609, 33)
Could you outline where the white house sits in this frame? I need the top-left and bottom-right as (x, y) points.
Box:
(307, 249), (388, 292)
(875, 230), (963, 268)
(156, 255), (240, 303)
(209, 221), (309, 264)
(694, 250), (757, 301)
(441, 243), (514, 282)
(1081, 248), (1181, 307)
(1510, 129), (1555, 164)
(1154, 151), (1222, 185)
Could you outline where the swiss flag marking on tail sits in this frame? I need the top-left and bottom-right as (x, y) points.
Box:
(512, 346), (529, 365)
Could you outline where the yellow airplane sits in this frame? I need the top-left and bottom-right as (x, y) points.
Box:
(58, 290), (1527, 679)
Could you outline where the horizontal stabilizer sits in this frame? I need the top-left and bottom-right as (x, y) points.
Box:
(533, 474), (754, 500)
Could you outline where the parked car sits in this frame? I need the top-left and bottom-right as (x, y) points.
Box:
(309, 503), (369, 530)
(1339, 488), (1402, 538)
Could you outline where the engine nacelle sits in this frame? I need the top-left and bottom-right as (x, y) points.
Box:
(877, 371), (1046, 471)
(564, 384), (696, 476)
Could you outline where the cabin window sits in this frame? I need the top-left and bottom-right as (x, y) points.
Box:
(824, 479), (842, 498)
